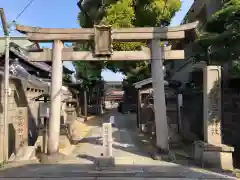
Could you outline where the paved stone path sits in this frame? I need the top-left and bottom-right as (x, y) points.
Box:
(0, 109), (237, 179)
(63, 109), (147, 164)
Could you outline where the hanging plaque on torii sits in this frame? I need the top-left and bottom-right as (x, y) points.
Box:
(94, 25), (112, 56)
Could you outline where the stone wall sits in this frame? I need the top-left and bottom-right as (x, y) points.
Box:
(26, 87), (45, 145)
(0, 75), (46, 163)
(222, 88), (240, 167)
(182, 89), (203, 141)
(222, 89), (240, 146)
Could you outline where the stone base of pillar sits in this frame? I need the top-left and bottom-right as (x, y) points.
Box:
(96, 157), (115, 168)
(194, 141), (234, 171)
(38, 152), (66, 164)
(155, 147), (169, 154)
(150, 148), (177, 162)
(168, 123), (182, 148)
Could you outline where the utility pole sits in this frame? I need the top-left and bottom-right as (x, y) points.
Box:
(0, 8), (10, 162)
(84, 65), (88, 122)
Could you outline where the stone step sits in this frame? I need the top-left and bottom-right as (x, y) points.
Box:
(0, 178), (202, 180)
(9, 146), (37, 162)
(0, 160), (236, 179)
(0, 168), (236, 179)
(2, 159), (39, 169)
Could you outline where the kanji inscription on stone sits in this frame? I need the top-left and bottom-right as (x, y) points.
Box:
(209, 89), (219, 122)
(94, 25), (112, 56)
(208, 80), (221, 137)
(102, 122), (112, 157)
(205, 66), (222, 145)
(15, 107), (28, 147)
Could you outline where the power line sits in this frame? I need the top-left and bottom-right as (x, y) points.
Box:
(14, 0), (35, 21)
(0, 0), (35, 33)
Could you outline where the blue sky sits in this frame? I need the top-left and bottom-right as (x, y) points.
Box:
(0, 0), (193, 81)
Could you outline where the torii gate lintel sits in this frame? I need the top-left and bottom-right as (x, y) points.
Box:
(15, 21), (198, 155)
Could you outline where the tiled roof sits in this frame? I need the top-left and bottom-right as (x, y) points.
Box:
(0, 37), (52, 73)
(0, 67), (49, 90)
(0, 37), (33, 54)
(9, 42), (52, 73)
(134, 78), (169, 89)
(0, 37), (73, 74)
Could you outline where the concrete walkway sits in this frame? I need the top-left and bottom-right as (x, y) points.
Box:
(60, 110), (144, 164)
(0, 109), (237, 179)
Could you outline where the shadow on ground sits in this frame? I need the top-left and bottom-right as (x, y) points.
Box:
(73, 110), (149, 158)
(74, 115), (150, 158)
(0, 163), (237, 179)
(75, 133), (150, 158)
(83, 111), (112, 127)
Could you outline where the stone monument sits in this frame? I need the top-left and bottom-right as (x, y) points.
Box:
(194, 65), (234, 171)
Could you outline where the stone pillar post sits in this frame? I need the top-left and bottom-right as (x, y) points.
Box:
(203, 65), (222, 145)
(102, 122), (113, 157)
(150, 40), (169, 152)
(47, 40), (63, 155)
(194, 65), (234, 171)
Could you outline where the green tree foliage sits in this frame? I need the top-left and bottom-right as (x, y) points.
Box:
(197, 0), (240, 63)
(73, 61), (102, 83)
(73, 39), (104, 84)
(77, 0), (181, 83)
(134, 0), (181, 27)
(102, 0), (181, 78)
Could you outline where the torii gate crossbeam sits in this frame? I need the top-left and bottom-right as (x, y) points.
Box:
(16, 22), (198, 156)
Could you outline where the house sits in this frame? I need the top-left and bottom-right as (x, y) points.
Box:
(168, 1), (240, 169)
(0, 37), (51, 77)
(133, 78), (182, 145)
(104, 81), (123, 103)
(168, 0), (222, 86)
(0, 37), (74, 83)
(0, 58), (48, 164)
(0, 37), (75, 102)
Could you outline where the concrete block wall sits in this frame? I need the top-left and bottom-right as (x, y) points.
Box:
(0, 76), (76, 164)
(0, 77), (4, 163)
(0, 78), (29, 162)
(182, 90), (204, 141)
(0, 76), (45, 164)
(26, 87), (45, 145)
(222, 90), (240, 145)
(222, 89), (240, 167)
(8, 79), (28, 157)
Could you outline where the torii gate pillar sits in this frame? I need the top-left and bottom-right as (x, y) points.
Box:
(151, 40), (169, 152)
(48, 40), (63, 154)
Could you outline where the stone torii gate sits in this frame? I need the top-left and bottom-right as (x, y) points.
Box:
(16, 22), (198, 155)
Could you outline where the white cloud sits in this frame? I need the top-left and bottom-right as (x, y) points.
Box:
(101, 69), (125, 82)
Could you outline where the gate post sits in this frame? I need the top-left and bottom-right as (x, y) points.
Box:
(203, 65), (222, 145)
(194, 65), (234, 171)
(47, 40), (63, 155)
(150, 40), (169, 152)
